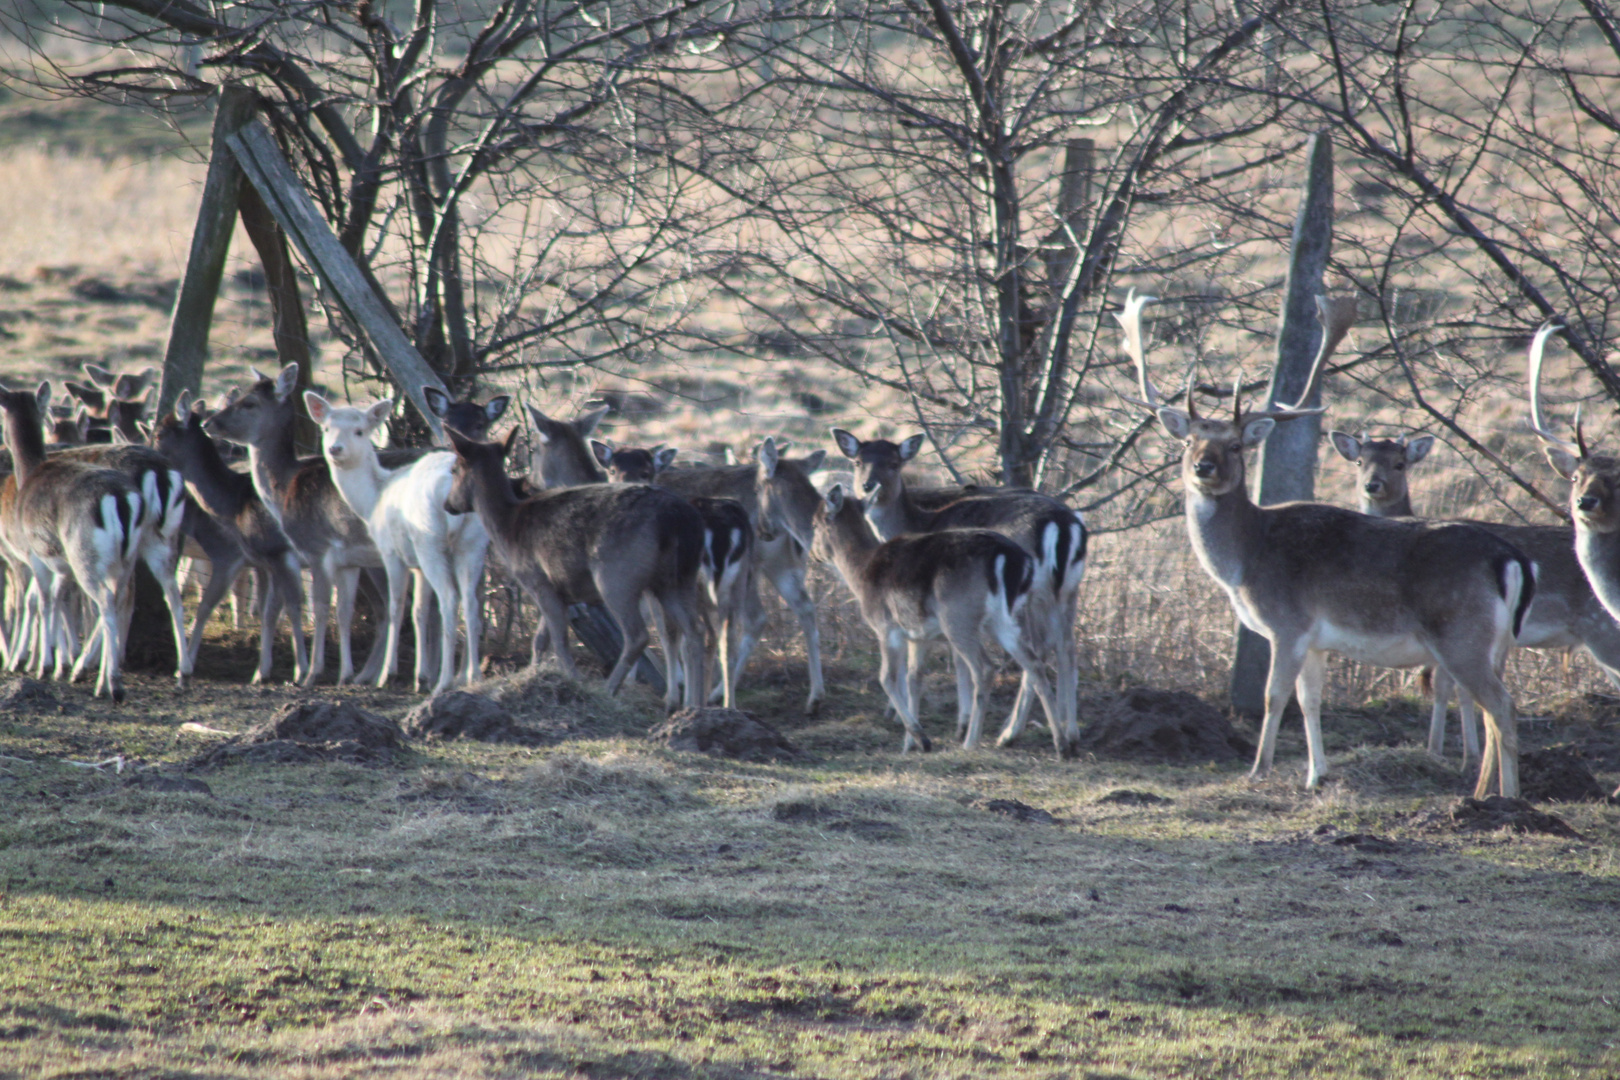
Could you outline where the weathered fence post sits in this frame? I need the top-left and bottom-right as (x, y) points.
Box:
(157, 84), (257, 422)
(1230, 130), (1336, 716)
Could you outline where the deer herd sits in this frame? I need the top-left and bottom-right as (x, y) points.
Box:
(1, 297), (1616, 802)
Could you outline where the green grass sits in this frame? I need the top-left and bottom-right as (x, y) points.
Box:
(1, 653), (1618, 1078)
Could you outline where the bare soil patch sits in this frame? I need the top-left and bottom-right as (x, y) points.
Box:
(1519, 747), (1611, 803)
(979, 798), (1060, 824)
(1447, 796), (1582, 838)
(650, 707), (801, 762)
(1078, 687), (1253, 763)
(189, 699), (408, 767)
(0, 678), (59, 713)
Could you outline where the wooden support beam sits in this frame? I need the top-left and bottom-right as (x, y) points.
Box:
(158, 83), (258, 422)
(226, 120), (447, 438)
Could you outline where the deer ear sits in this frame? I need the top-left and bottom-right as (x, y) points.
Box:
(1545, 444), (1580, 480)
(1241, 416), (1276, 447)
(422, 386), (449, 418)
(35, 381), (52, 412)
(274, 364), (300, 401)
(1328, 430), (1361, 462)
(1405, 434), (1435, 464)
(365, 399), (395, 430)
(444, 424), (475, 455)
(757, 437), (780, 479)
(898, 434), (925, 461)
(502, 426), (520, 459)
(830, 428), (861, 460)
(825, 483), (845, 514)
(654, 447), (678, 471)
(484, 395), (510, 422)
(303, 391), (332, 425)
(525, 403), (554, 443)
(590, 440), (614, 469)
(84, 364), (115, 388)
(802, 449), (827, 473)
(174, 390), (192, 421)
(1156, 407), (1191, 440)
(576, 406), (610, 436)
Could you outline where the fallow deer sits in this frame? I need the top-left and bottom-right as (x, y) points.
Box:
(812, 483), (1063, 753)
(442, 425), (708, 708)
(153, 393), (310, 684)
(593, 439), (754, 707)
(829, 429), (1086, 755)
(1124, 292), (1534, 797)
(527, 405), (828, 712)
(0, 381), (149, 700)
(206, 364), (402, 685)
(65, 364), (157, 444)
(306, 393), (489, 694)
(1332, 427), (1620, 764)
(1526, 322), (1620, 657)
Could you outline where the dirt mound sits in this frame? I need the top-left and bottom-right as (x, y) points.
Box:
(1078, 688), (1253, 763)
(191, 699), (408, 767)
(1096, 789), (1173, 806)
(472, 669), (644, 740)
(1519, 747), (1610, 803)
(402, 691), (562, 746)
(0, 678), (58, 712)
(650, 708), (800, 762)
(1449, 796), (1581, 838)
(980, 798), (1060, 824)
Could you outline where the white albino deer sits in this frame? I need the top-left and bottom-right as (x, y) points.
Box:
(811, 483), (1063, 754)
(1123, 292), (1535, 797)
(1331, 426), (1620, 765)
(305, 393), (489, 694)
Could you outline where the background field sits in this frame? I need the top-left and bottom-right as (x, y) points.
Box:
(1, 93), (1619, 1079)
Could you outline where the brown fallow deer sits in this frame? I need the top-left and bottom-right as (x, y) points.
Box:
(812, 483), (1063, 753)
(1526, 322), (1620, 664)
(64, 364), (158, 444)
(829, 430), (1086, 757)
(1124, 292), (1535, 797)
(442, 425), (708, 709)
(153, 392), (311, 684)
(592, 439), (755, 708)
(206, 364), (411, 686)
(526, 405), (828, 713)
(1331, 427), (1620, 765)
(0, 381), (153, 700)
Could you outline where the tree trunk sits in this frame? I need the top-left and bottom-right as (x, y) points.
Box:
(1231, 130), (1335, 716)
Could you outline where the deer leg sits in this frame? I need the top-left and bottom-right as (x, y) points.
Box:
(953, 647), (974, 744)
(140, 535), (191, 683)
(1251, 638), (1308, 781)
(992, 609), (1067, 758)
(879, 629), (930, 753)
(1296, 650), (1329, 788)
(532, 586), (580, 680)
(376, 557), (410, 689)
(334, 565), (361, 684)
(768, 563), (824, 714)
(657, 587), (707, 711)
(354, 568), (391, 685)
(187, 551), (245, 671)
(272, 552), (309, 685)
(1427, 666), (1453, 759)
(305, 564), (332, 686)
(647, 594), (681, 712)
(711, 572), (765, 704)
(253, 566), (278, 684)
(410, 570), (434, 692)
(417, 558), (461, 697)
(456, 561), (484, 688)
(599, 586), (651, 698)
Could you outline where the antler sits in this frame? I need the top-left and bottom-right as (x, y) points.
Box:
(1239, 294), (1359, 421)
(1114, 289), (1162, 409)
(1526, 319), (1580, 456)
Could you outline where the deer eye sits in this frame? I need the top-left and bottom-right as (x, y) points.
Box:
(1228, 442), (1242, 453)
(1394, 462), (1405, 470)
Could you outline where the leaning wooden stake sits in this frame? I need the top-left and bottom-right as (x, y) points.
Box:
(226, 120), (448, 438)
(1230, 130), (1337, 716)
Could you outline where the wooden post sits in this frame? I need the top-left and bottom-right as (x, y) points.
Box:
(1230, 130), (1335, 716)
(236, 181), (320, 453)
(225, 120), (448, 438)
(157, 84), (257, 421)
